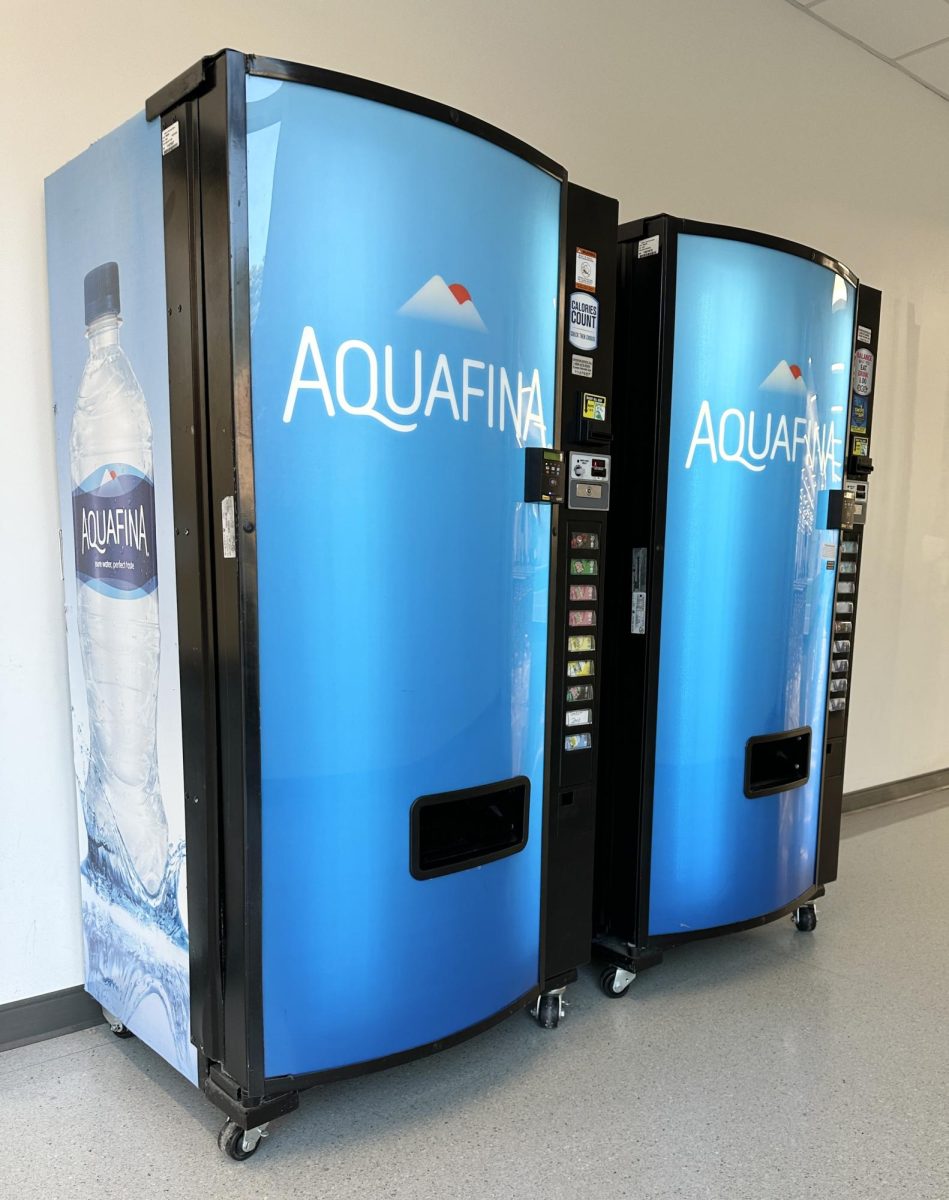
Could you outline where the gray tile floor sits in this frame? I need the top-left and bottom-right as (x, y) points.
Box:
(3, 797), (948, 1199)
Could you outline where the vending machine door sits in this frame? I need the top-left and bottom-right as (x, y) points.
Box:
(244, 72), (561, 1077)
(648, 233), (855, 936)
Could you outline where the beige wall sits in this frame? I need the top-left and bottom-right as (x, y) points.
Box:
(2, 0), (947, 1002)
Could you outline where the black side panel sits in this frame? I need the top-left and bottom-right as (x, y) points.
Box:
(818, 284), (882, 885)
(195, 50), (265, 1097)
(160, 92), (222, 1068)
(159, 48), (264, 1097)
(542, 183), (618, 986)
(594, 216), (675, 949)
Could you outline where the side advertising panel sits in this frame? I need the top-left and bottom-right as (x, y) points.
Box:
(45, 114), (196, 1082)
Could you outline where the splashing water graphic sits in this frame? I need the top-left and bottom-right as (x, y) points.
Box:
(81, 859), (194, 1079)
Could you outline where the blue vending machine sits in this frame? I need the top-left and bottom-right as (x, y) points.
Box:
(593, 216), (880, 996)
(46, 49), (619, 1156)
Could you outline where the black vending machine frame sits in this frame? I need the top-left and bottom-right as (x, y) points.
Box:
(594, 214), (864, 978)
(542, 185), (619, 994)
(816, 284), (881, 885)
(149, 49), (616, 1129)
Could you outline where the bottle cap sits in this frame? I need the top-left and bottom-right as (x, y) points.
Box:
(84, 262), (121, 325)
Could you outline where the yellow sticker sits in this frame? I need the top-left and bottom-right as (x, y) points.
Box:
(581, 393), (607, 421)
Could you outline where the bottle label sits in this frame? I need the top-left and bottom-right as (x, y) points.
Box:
(73, 463), (158, 598)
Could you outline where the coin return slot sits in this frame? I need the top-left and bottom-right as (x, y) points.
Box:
(410, 777), (529, 880)
(744, 728), (811, 799)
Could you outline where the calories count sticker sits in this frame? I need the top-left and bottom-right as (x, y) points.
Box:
(568, 292), (599, 352)
(73, 463), (158, 598)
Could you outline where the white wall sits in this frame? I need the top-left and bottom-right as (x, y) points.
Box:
(3, 0), (947, 1004)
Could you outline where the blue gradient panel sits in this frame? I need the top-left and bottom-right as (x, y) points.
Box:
(649, 235), (855, 936)
(245, 78), (560, 1077)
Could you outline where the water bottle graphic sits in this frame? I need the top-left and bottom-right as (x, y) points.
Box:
(71, 262), (180, 925)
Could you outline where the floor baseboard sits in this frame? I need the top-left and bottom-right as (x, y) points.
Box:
(843, 766), (949, 813)
(0, 985), (103, 1054)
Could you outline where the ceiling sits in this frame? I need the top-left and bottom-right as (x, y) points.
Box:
(786, 0), (949, 102)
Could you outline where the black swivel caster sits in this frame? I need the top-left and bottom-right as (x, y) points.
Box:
(534, 990), (564, 1029)
(218, 1119), (268, 1161)
(102, 1008), (134, 1038)
(599, 966), (634, 999)
(792, 904), (818, 932)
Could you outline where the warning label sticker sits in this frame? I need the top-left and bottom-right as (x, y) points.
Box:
(161, 121), (180, 156)
(638, 235), (660, 259)
(571, 354), (594, 378)
(631, 547), (647, 634)
(575, 247), (597, 293)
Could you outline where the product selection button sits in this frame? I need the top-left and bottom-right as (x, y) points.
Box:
(565, 708), (592, 727)
(565, 732), (592, 751)
(566, 659), (595, 678)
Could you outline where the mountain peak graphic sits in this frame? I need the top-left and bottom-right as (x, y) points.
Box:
(760, 360), (806, 393)
(398, 275), (487, 332)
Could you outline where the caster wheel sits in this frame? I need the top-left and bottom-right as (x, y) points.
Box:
(599, 966), (633, 999)
(218, 1120), (266, 1161)
(102, 1008), (134, 1038)
(535, 993), (562, 1029)
(793, 904), (818, 932)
